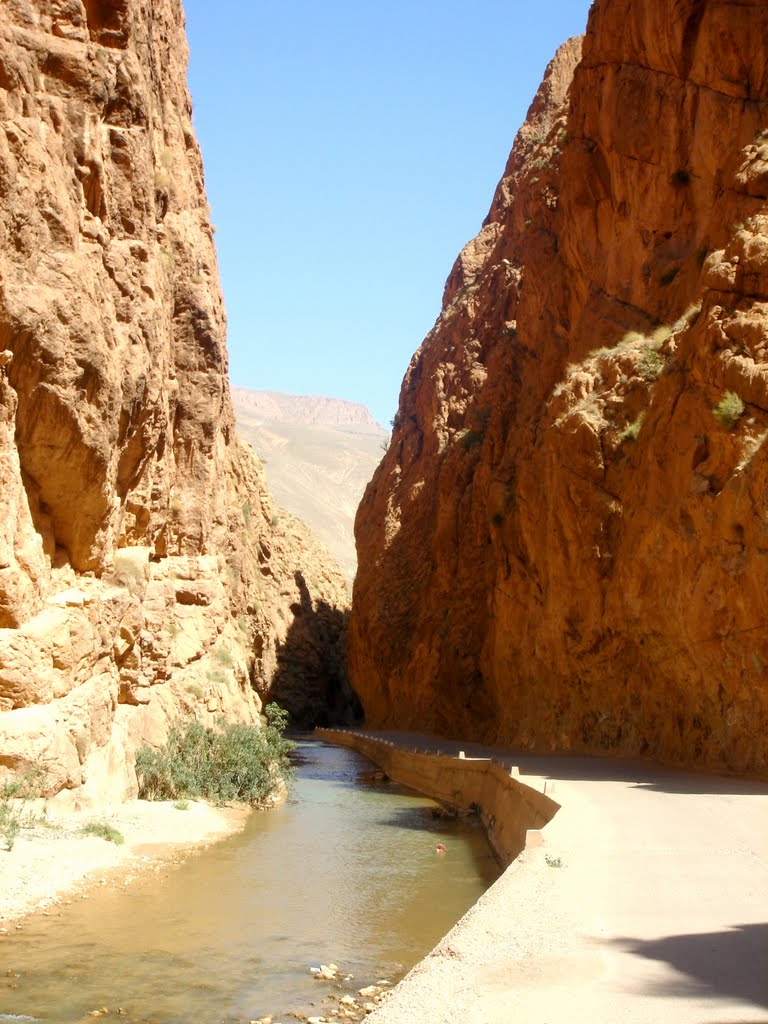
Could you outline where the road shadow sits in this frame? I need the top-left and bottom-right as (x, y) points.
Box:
(612, 922), (768, 1010)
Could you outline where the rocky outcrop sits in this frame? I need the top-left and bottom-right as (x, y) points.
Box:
(350, 1), (768, 774)
(0, 0), (348, 805)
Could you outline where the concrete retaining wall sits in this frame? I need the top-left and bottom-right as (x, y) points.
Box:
(316, 729), (560, 866)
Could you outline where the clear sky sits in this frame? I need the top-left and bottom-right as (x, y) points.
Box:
(184, 1), (593, 427)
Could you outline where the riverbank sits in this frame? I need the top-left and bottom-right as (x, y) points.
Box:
(316, 728), (559, 865)
(1, 737), (496, 1024)
(327, 730), (768, 1024)
(0, 799), (251, 927)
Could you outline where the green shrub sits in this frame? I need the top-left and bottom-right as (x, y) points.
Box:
(135, 704), (294, 805)
(640, 350), (664, 381)
(0, 765), (47, 851)
(713, 391), (745, 429)
(0, 809), (21, 852)
(81, 821), (125, 845)
(618, 412), (646, 442)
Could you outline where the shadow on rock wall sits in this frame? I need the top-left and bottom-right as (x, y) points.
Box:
(271, 571), (362, 728)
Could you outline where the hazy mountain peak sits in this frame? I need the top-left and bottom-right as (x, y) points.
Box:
(232, 388), (387, 583)
(231, 388), (385, 432)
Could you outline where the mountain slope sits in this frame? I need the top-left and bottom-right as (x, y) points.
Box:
(233, 388), (386, 583)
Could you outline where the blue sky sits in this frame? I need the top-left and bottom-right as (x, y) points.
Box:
(184, 1), (593, 427)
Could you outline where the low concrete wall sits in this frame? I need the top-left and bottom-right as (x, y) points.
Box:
(316, 728), (560, 866)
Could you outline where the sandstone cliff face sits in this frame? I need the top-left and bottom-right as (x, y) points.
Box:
(0, 0), (348, 805)
(350, 0), (768, 774)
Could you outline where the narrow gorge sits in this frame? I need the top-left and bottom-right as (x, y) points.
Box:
(350, 0), (768, 775)
(1, 2), (767, 1022)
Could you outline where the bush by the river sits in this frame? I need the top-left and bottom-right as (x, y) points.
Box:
(135, 704), (294, 804)
(0, 765), (47, 851)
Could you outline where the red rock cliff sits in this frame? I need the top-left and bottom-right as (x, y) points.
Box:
(350, 0), (768, 774)
(0, 0), (348, 805)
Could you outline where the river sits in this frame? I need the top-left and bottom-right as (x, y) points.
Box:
(1, 737), (499, 1023)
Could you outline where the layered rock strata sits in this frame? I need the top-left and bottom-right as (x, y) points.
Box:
(350, 1), (768, 774)
(0, 0), (348, 805)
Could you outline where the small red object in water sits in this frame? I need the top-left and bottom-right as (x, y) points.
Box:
(435, 843), (446, 854)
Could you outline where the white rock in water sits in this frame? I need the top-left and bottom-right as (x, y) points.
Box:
(339, 995), (356, 1006)
(311, 963), (337, 980)
(358, 985), (381, 998)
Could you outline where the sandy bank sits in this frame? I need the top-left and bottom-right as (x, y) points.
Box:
(0, 799), (251, 927)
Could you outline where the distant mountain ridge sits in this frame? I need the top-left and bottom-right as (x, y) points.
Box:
(232, 387), (386, 584)
(231, 388), (384, 432)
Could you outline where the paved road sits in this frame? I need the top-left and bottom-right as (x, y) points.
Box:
(358, 731), (768, 1024)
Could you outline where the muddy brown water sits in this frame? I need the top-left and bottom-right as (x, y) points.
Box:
(1, 737), (499, 1024)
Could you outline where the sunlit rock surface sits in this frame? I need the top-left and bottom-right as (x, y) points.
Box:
(0, 0), (349, 805)
(350, 2), (768, 774)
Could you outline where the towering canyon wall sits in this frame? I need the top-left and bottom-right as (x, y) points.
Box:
(350, 0), (768, 774)
(0, 0), (348, 806)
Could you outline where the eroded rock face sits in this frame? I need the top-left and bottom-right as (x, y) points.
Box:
(350, 1), (768, 774)
(0, 0), (349, 805)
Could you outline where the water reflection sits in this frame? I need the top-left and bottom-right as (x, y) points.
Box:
(1, 738), (499, 1024)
